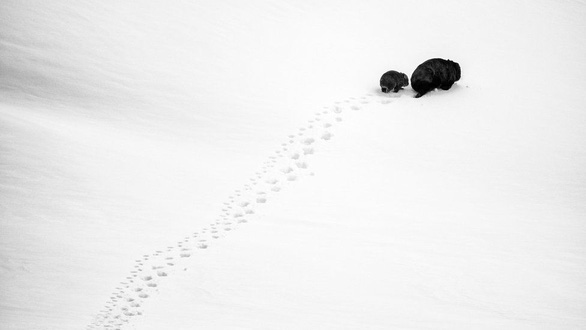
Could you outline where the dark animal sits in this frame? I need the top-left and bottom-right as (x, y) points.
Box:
(380, 70), (409, 93)
(411, 58), (461, 98)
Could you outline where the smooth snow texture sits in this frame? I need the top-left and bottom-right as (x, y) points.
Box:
(1, 0), (585, 329)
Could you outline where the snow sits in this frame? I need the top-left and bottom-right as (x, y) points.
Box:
(1, 0), (586, 329)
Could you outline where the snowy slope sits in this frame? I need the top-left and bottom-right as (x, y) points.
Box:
(1, 1), (585, 329)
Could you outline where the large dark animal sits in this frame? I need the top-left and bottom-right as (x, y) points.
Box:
(380, 70), (409, 93)
(411, 58), (461, 98)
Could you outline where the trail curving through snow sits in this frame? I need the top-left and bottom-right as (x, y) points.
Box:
(85, 91), (407, 330)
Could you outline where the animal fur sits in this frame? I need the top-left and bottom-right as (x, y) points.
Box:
(411, 58), (461, 98)
(380, 70), (409, 93)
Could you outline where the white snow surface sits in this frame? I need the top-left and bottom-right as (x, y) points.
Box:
(1, 1), (586, 329)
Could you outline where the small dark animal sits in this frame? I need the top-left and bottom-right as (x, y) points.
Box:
(411, 58), (461, 98)
(380, 70), (409, 93)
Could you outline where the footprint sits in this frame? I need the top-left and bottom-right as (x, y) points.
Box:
(180, 253), (191, 258)
(303, 147), (314, 155)
(271, 186), (281, 192)
(256, 197), (267, 203)
(287, 175), (297, 181)
(301, 138), (315, 145)
(281, 167), (294, 174)
(336, 117), (342, 122)
(323, 123), (332, 128)
(321, 132), (332, 140)
(138, 293), (149, 299)
(295, 161), (308, 169)
(351, 105), (360, 111)
(157, 271), (167, 277)
(291, 153), (300, 160)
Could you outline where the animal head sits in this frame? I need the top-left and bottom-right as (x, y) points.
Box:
(447, 59), (461, 81)
(402, 73), (409, 86)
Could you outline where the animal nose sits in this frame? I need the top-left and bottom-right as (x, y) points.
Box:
(381, 87), (388, 93)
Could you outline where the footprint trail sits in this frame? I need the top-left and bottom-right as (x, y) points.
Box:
(87, 92), (390, 329)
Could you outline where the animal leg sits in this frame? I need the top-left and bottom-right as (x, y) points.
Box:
(440, 82), (454, 90)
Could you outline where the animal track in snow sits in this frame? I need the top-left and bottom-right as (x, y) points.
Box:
(281, 167), (294, 174)
(295, 161), (308, 169)
(89, 95), (378, 329)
